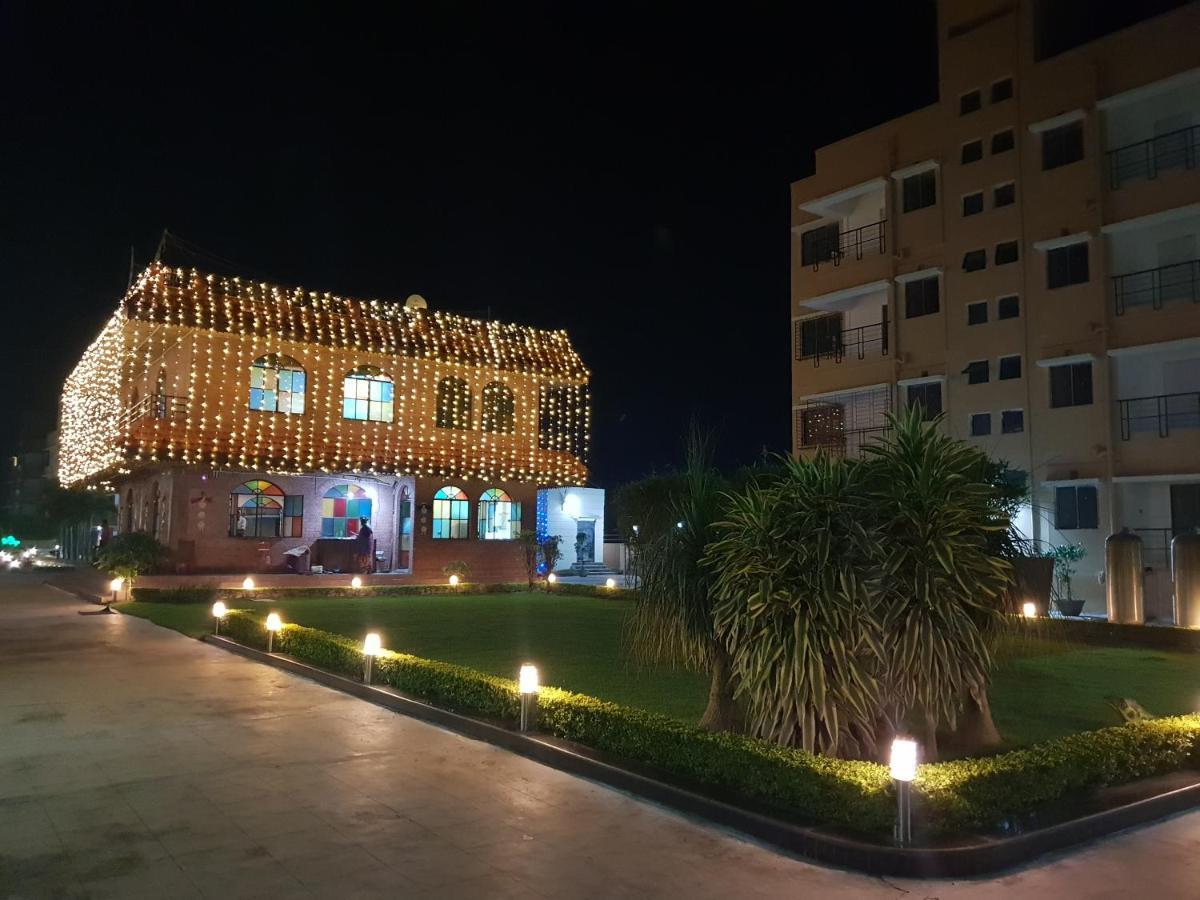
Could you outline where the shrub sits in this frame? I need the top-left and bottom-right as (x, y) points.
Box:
(96, 532), (169, 584)
(442, 560), (471, 580)
(132, 586), (216, 604)
(214, 611), (1200, 838)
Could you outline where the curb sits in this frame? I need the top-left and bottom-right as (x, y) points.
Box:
(202, 634), (1200, 877)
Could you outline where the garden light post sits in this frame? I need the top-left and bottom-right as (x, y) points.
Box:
(1022, 601), (1036, 619)
(518, 664), (539, 733)
(890, 737), (917, 847)
(546, 572), (556, 590)
(266, 612), (282, 653)
(449, 574), (460, 591)
(212, 601), (227, 635)
(351, 576), (363, 590)
(107, 577), (123, 612)
(242, 576), (255, 591)
(604, 577), (616, 590)
(363, 633), (381, 685)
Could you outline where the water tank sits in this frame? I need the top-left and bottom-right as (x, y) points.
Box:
(1106, 529), (1144, 625)
(1172, 530), (1200, 629)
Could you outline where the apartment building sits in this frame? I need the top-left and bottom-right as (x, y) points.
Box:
(790, 0), (1200, 614)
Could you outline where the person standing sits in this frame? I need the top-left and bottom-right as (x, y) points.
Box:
(98, 519), (113, 550)
(354, 516), (374, 573)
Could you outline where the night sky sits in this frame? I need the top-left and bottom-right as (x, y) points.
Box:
(1, 2), (941, 487)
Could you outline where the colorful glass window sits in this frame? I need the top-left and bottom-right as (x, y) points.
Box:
(249, 355), (306, 414)
(320, 484), (373, 537)
(436, 377), (472, 429)
(432, 485), (469, 539)
(478, 488), (520, 540)
(480, 382), (515, 433)
(230, 480), (301, 538)
(342, 366), (393, 422)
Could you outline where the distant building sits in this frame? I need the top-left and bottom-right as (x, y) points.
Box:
(790, 0), (1200, 614)
(59, 263), (590, 581)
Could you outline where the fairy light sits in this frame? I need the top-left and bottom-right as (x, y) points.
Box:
(58, 263), (590, 488)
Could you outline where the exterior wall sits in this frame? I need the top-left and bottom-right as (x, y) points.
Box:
(539, 486), (605, 568)
(790, 0), (1200, 616)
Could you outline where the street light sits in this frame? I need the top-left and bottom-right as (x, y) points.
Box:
(890, 737), (918, 847)
(363, 632), (382, 684)
(265, 612), (282, 653)
(518, 663), (539, 732)
(212, 601), (227, 635)
(1022, 601), (1036, 619)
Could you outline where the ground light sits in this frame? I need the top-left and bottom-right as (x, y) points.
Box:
(362, 632), (382, 685)
(351, 576), (363, 590)
(547, 572), (557, 590)
(242, 576), (255, 591)
(106, 577), (124, 613)
(211, 601), (227, 634)
(266, 612), (282, 653)
(518, 663), (539, 732)
(448, 574), (460, 590)
(1022, 601), (1037, 618)
(890, 736), (918, 847)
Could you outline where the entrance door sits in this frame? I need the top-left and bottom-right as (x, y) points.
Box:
(1171, 484), (1200, 535)
(575, 519), (596, 566)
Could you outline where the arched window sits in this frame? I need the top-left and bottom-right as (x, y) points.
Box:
(432, 485), (469, 539)
(321, 484), (372, 537)
(480, 382), (515, 434)
(230, 480), (301, 538)
(342, 366), (393, 422)
(435, 377), (472, 430)
(477, 488), (520, 540)
(250, 354), (306, 414)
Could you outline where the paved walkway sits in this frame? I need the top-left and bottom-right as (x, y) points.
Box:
(1, 573), (1198, 898)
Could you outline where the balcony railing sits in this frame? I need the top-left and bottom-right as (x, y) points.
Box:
(1117, 391), (1200, 440)
(1113, 259), (1200, 314)
(118, 394), (188, 430)
(798, 425), (892, 459)
(1107, 125), (1200, 189)
(796, 320), (889, 367)
(806, 220), (887, 270)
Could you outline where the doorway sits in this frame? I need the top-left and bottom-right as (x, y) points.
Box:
(1172, 483), (1200, 535)
(575, 519), (596, 566)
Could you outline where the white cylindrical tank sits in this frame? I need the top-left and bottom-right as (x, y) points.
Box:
(1172, 530), (1200, 629)
(1106, 528), (1144, 625)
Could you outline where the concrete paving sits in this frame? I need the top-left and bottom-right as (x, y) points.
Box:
(1, 571), (1199, 898)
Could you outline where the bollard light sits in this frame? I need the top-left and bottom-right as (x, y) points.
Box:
(518, 663), (539, 732)
(1022, 601), (1036, 619)
(448, 574), (460, 588)
(351, 576), (363, 590)
(212, 601), (227, 635)
(605, 578), (616, 589)
(362, 632), (382, 684)
(890, 737), (917, 847)
(110, 577), (124, 593)
(106, 577), (124, 613)
(242, 576), (255, 591)
(547, 572), (557, 586)
(265, 612), (282, 653)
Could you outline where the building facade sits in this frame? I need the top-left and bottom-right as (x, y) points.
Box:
(59, 263), (590, 582)
(791, 0), (1200, 614)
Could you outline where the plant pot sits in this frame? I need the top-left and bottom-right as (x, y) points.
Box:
(1056, 598), (1085, 617)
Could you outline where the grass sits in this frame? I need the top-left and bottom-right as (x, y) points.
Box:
(119, 593), (1200, 747)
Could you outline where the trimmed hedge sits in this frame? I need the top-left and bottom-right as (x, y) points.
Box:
(216, 610), (1200, 839)
(132, 586), (218, 604)
(1013, 615), (1200, 654)
(136, 581), (638, 603)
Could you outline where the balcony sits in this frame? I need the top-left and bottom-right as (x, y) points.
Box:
(1112, 259), (1200, 314)
(801, 220), (888, 271)
(796, 425), (892, 459)
(119, 394), (188, 430)
(794, 318), (889, 367)
(1107, 126), (1200, 189)
(1117, 391), (1200, 439)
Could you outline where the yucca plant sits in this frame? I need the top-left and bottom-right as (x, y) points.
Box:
(624, 432), (739, 731)
(706, 454), (884, 757)
(861, 409), (1013, 758)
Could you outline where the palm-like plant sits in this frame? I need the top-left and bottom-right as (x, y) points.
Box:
(706, 454), (884, 756)
(862, 409), (1013, 758)
(624, 432), (737, 731)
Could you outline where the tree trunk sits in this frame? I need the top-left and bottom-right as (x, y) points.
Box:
(921, 709), (939, 763)
(952, 685), (1003, 756)
(698, 647), (740, 733)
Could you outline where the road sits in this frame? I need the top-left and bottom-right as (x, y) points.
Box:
(1, 571), (1197, 898)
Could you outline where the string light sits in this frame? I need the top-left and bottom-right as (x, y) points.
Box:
(58, 263), (590, 489)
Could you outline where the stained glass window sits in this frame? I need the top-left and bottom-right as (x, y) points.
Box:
(477, 488), (520, 540)
(432, 485), (469, 539)
(320, 484), (373, 537)
(230, 480), (302, 538)
(249, 355), (306, 414)
(480, 382), (515, 433)
(342, 366), (393, 422)
(436, 377), (472, 429)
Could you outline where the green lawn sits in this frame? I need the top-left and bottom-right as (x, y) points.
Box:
(120, 593), (1200, 749)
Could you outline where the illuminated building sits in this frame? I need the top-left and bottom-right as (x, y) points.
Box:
(59, 262), (590, 579)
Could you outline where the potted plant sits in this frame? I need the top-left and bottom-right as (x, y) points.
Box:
(1045, 543), (1087, 616)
